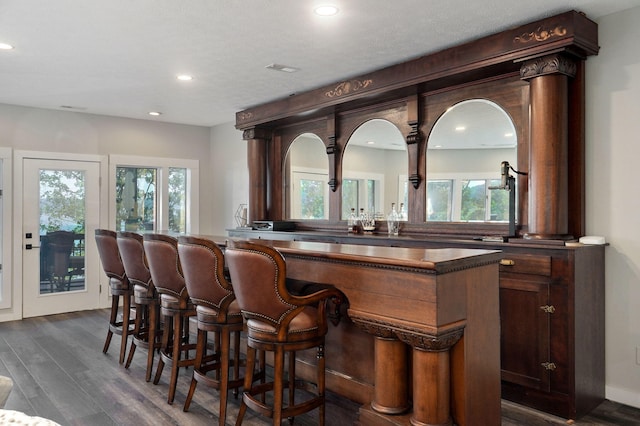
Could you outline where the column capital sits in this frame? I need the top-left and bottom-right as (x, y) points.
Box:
(520, 53), (577, 80)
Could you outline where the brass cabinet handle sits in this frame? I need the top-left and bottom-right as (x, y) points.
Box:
(500, 259), (515, 266)
(540, 305), (556, 314)
(541, 362), (557, 371)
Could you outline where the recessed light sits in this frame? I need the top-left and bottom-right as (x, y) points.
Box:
(314, 5), (339, 16)
(149, 111), (162, 116)
(177, 74), (193, 81)
(455, 126), (466, 132)
(0, 43), (14, 50)
(504, 132), (514, 137)
(366, 141), (375, 145)
(265, 63), (300, 73)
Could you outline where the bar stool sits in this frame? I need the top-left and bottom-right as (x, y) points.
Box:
(95, 229), (132, 364)
(143, 234), (197, 404)
(117, 231), (161, 382)
(177, 236), (245, 425)
(225, 240), (344, 425)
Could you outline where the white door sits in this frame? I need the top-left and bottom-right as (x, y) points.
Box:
(22, 158), (101, 318)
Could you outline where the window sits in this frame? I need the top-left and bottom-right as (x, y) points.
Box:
(341, 173), (384, 219)
(427, 174), (511, 222)
(291, 169), (328, 220)
(110, 155), (199, 234)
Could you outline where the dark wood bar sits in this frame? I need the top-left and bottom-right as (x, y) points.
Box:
(215, 237), (502, 426)
(230, 9), (605, 423)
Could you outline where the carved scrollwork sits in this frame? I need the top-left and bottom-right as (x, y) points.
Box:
(395, 327), (464, 352)
(325, 79), (373, 98)
(349, 312), (398, 339)
(237, 111), (254, 121)
(520, 54), (577, 79)
(514, 25), (567, 44)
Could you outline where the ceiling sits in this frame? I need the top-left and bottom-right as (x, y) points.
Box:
(1, 0), (639, 128)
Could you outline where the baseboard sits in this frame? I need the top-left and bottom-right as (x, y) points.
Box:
(606, 385), (640, 409)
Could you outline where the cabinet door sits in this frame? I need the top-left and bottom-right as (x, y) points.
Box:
(500, 277), (551, 391)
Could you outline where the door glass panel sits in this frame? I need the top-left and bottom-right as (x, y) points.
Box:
(341, 179), (359, 219)
(169, 167), (187, 232)
(116, 167), (157, 231)
(39, 169), (86, 294)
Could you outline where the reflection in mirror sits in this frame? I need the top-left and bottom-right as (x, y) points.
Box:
(285, 133), (329, 220)
(427, 99), (517, 222)
(342, 119), (407, 220)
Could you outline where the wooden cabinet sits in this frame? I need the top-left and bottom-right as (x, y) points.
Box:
(498, 244), (605, 420)
(227, 228), (605, 420)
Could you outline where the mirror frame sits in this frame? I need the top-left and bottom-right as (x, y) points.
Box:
(237, 11), (598, 239)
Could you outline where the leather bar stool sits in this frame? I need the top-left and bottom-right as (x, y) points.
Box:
(95, 229), (133, 364)
(143, 233), (196, 405)
(117, 231), (161, 382)
(177, 236), (245, 425)
(225, 240), (343, 426)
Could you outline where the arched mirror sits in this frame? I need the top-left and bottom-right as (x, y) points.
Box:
(284, 133), (329, 220)
(342, 119), (408, 220)
(426, 99), (517, 222)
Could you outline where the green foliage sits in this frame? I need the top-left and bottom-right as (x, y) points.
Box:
(39, 170), (85, 233)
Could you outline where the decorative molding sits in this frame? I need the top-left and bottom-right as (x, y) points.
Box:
(514, 25), (567, 44)
(325, 79), (373, 98)
(520, 54), (577, 79)
(237, 111), (254, 121)
(242, 127), (271, 141)
(326, 134), (338, 192)
(408, 174), (421, 189)
(349, 313), (398, 338)
(395, 327), (464, 352)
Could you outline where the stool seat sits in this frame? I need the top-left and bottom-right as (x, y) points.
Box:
(117, 231), (162, 382)
(196, 302), (243, 325)
(145, 234), (196, 405)
(95, 229), (133, 365)
(225, 239), (344, 426)
(178, 235), (253, 426)
(246, 306), (321, 342)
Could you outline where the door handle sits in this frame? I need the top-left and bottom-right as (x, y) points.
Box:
(25, 244), (40, 250)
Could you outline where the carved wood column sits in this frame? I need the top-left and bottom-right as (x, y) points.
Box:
(243, 127), (271, 225)
(521, 54), (576, 239)
(396, 327), (464, 426)
(349, 314), (410, 415)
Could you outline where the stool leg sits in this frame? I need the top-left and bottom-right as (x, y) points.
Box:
(183, 327), (206, 412)
(125, 302), (143, 369)
(167, 311), (183, 404)
(103, 295), (119, 354)
(119, 292), (131, 364)
(153, 312), (172, 385)
(288, 350), (296, 422)
(218, 327), (230, 426)
(317, 344), (326, 426)
(273, 346), (285, 425)
(232, 330), (241, 398)
(145, 302), (158, 382)
(236, 345), (256, 426)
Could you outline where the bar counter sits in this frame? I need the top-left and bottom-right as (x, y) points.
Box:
(205, 235), (503, 426)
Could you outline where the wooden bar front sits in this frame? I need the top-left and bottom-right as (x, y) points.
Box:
(243, 240), (502, 426)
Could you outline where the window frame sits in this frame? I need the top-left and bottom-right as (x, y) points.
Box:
(109, 155), (199, 234)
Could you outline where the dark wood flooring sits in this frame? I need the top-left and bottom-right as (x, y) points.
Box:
(1, 309), (639, 425)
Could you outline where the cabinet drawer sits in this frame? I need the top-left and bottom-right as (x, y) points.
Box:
(499, 254), (552, 277)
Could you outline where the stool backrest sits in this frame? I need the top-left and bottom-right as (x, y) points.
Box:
(143, 234), (187, 301)
(117, 231), (153, 291)
(178, 236), (236, 319)
(225, 240), (298, 328)
(95, 229), (126, 283)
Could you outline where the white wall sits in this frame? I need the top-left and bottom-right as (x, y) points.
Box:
(587, 6), (640, 408)
(208, 122), (247, 235)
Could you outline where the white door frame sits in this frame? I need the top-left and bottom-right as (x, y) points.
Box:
(13, 150), (110, 319)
